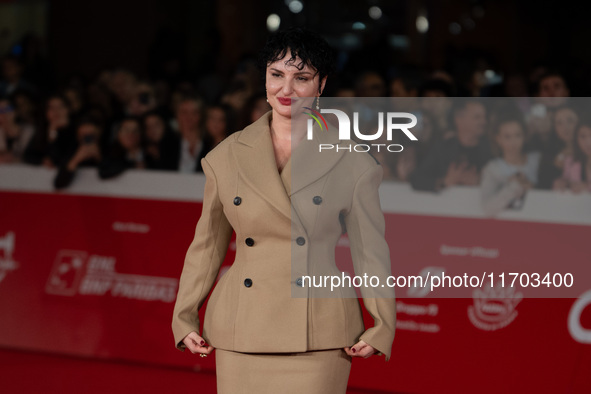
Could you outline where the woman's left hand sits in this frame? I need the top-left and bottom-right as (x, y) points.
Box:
(344, 340), (375, 358)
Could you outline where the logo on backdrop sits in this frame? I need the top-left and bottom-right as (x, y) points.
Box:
(468, 283), (522, 331)
(568, 290), (591, 344)
(45, 249), (178, 302)
(0, 231), (18, 285)
(304, 108), (418, 153)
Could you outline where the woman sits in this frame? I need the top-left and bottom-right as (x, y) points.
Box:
(536, 105), (579, 189)
(0, 97), (35, 164)
(142, 110), (179, 171)
(171, 28), (395, 393)
(480, 116), (541, 216)
(554, 120), (591, 193)
(23, 94), (72, 167)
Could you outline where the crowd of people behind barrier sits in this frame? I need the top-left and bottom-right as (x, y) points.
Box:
(0, 41), (590, 216)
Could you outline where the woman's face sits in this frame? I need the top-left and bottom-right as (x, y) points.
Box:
(496, 121), (525, 156)
(577, 125), (591, 158)
(554, 108), (578, 143)
(265, 49), (326, 119)
(46, 98), (69, 128)
(118, 120), (141, 150)
(206, 107), (227, 139)
(144, 115), (165, 142)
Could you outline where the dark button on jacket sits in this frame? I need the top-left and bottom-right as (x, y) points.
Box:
(313, 196), (323, 205)
(245, 237), (255, 247)
(296, 237), (306, 246)
(244, 278), (253, 287)
(233, 196), (242, 205)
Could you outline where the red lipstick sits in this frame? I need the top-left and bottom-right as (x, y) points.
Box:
(278, 97), (292, 106)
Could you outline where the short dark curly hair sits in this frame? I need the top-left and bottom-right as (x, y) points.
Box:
(257, 27), (336, 93)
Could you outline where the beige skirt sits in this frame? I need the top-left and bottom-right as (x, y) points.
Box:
(215, 348), (352, 394)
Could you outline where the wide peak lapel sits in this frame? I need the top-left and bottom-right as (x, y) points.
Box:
(290, 119), (347, 195)
(232, 112), (291, 220)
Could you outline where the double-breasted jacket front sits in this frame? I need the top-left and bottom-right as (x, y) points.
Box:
(172, 110), (396, 360)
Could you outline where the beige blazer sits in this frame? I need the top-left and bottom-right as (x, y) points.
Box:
(172, 111), (396, 360)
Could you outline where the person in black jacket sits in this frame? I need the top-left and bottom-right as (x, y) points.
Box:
(99, 116), (144, 179)
(142, 110), (179, 170)
(174, 96), (207, 173)
(23, 94), (73, 167)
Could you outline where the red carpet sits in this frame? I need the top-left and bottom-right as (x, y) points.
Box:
(0, 348), (396, 393)
(0, 348), (217, 393)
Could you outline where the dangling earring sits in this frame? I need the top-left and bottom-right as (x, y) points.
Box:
(316, 96), (320, 110)
(266, 89), (269, 103)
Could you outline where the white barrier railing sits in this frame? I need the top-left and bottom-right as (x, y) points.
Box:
(1, 163), (589, 226)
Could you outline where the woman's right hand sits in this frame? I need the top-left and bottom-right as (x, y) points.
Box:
(182, 331), (214, 355)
